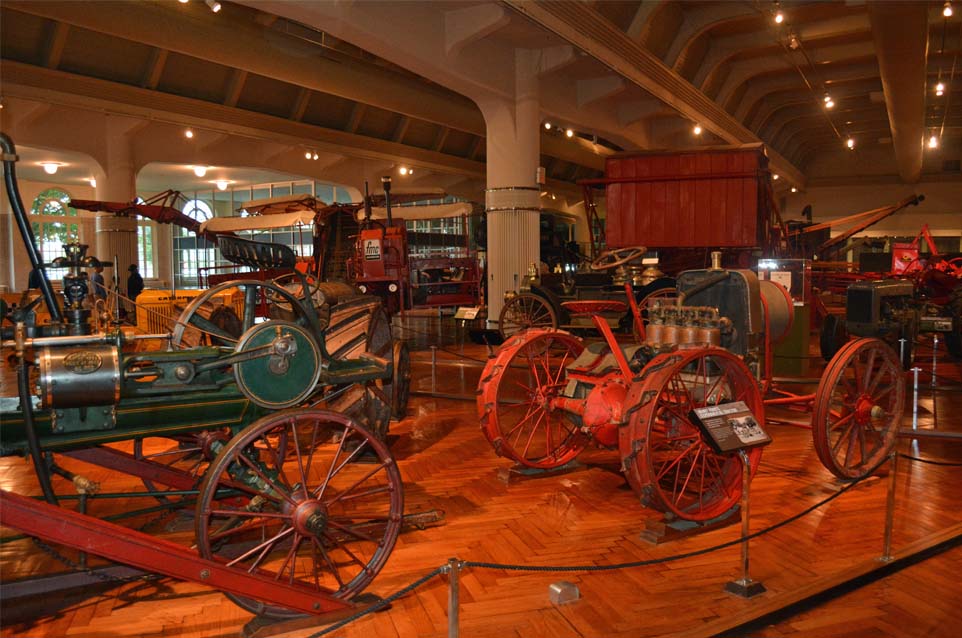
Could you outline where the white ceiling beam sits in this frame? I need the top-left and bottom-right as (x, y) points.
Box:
(7, 1), (486, 136)
(504, 1), (806, 186)
(444, 3), (510, 57)
(664, 4), (757, 70)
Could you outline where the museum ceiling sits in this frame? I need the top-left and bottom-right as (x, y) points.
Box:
(1, 1), (960, 195)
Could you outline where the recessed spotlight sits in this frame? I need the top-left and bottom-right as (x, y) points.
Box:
(193, 165), (208, 177)
(846, 138), (855, 149)
(215, 180), (230, 191)
(693, 124), (703, 135)
(178, 0), (189, 3)
(565, 128), (574, 138)
(944, 2), (953, 18)
(544, 122), (552, 130)
(40, 162), (62, 175)
(825, 99), (835, 109)
(791, 187), (797, 193)
(773, 173), (779, 180)
(928, 135), (939, 149)
(936, 82), (945, 92)
(305, 151), (312, 160)
(185, 128), (194, 139)
(312, 152), (319, 160)
(399, 166), (409, 175)
(88, 178), (97, 188)
(205, 0), (221, 13)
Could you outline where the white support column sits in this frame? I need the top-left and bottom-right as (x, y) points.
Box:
(94, 116), (139, 299)
(481, 49), (542, 324)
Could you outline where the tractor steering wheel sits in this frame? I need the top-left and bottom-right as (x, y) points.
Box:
(590, 245), (647, 271)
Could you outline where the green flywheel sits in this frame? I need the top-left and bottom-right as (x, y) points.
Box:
(233, 320), (322, 409)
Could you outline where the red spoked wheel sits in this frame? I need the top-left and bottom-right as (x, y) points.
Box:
(195, 409), (403, 619)
(620, 348), (763, 522)
(813, 338), (904, 480)
(133, 430), (230, 504)
(478, 329), (588, 469)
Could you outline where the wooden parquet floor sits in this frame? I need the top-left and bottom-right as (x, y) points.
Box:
(1, 321), (961, 638)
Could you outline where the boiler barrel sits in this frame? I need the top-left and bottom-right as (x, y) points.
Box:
(758, 279), (794, 346)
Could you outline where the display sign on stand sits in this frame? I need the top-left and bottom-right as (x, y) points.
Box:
(689, 401), (772, 455)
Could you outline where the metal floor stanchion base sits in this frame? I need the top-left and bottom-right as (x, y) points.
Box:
(725, 577), (767, 598)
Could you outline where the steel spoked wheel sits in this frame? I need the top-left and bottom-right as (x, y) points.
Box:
(498, 293), (558, 339)
(813, 338), (904, 480)
(478, 329), (587, 469)
(195, 409), (403, 618)
(620, 348), (763, 522)
(171, 280), (318, 349)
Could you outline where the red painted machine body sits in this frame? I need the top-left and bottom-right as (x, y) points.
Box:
(602, 146), (774, 250)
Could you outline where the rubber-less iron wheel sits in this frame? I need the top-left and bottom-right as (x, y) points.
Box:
(620, 348), (763, 522)
(478, 329), (588, 469)
(195, 409), (403, 619)
(812, 338), (904, 480)
(498, 293), (558, 339)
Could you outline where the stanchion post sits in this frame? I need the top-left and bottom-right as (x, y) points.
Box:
(880, 450), (898, 562)
(431, 345), (438, 393)
(911, 367), (921, 431)
(725, 450), (765, 598)
(931, 335), (939, 388)
(446, 557), (461, 638)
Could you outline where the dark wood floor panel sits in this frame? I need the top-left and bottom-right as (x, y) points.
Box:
(2, 329), (961, 638)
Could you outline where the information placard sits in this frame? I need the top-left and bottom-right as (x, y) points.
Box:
(689, 401), (771, 455)
(454, 306), (480, 320)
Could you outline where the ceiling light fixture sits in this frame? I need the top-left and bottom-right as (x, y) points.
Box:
(205, 0), (221, 13)
(193, 165), (208, 177)
(846, 137), (855, 150)
(215, 180), (230, 191)
(773, 174), (779, 180)
(312, 152), (319, 160)
(791, 187), (797, 193)
(928, 135), (939, 149)
(40, 162), (61, 175)
(773, 2), (784, 24)
(825, 99), (835, 109)
(178, 0), (189, 3)
(944, 1), (953, 18)
(693, 124), (703, 135)
(185, 128), (194, 139)
(565, 128), (574, 138)
(544, 122), (552, 130)
(88, 178), (97, 188)
(305, 151), (312, 160)
(936, 82), (946, 92)
(399, 166), (409, 175)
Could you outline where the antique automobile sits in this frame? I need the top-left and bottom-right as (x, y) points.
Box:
(0, 133), (413, 621)
(479, 253), (904, 523)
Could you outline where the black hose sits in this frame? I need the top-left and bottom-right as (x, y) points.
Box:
(18, 360), (58, 505)
(0, 132), (63, 323)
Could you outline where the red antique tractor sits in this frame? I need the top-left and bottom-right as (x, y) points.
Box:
(479, 256), (904, 522)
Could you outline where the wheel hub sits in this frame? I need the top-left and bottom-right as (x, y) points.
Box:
(290, 495), (328, 537)
(854, 395), (879, 424)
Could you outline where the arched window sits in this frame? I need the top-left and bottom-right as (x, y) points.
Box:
(173, 198), (215, 288)
(30, 187), (79, 264)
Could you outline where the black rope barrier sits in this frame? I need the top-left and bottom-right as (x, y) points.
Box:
(297, 456), (889, 634)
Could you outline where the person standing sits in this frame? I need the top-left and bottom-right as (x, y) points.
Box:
(126, 264), (144, 302)
(90, 264), (107, 302)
